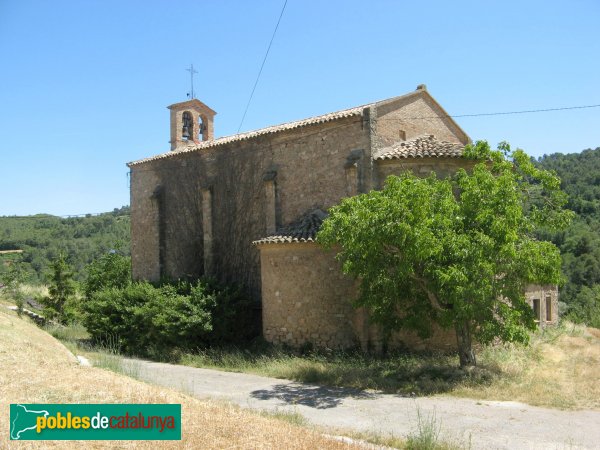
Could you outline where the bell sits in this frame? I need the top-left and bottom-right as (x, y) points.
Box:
(182, 126), (190, 139)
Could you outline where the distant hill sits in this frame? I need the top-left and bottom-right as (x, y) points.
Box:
(536, 147), (600, 326)
(0, 206), (130, 283)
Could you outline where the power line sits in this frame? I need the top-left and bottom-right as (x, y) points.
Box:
(237, 0), (288, 133)
(422, 103), (600, 120)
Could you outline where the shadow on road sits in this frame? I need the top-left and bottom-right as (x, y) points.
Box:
(250, 383), (377, 409)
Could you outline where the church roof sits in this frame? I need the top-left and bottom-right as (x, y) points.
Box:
(128, 106), (365, 167)
(128, 86), (471, 167)
(375, 135), (465, 161)
(253, 209), (327, 245)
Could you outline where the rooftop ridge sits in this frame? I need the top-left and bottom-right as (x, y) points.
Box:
(128, 103), (368, 167)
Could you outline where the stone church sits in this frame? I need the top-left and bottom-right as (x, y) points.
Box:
(128, 85), (558, 352)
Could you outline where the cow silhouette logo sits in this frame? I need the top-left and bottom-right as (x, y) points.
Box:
(10, 404), (49, 440)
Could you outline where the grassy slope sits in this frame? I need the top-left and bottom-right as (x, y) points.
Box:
(0, 308), (357, 449)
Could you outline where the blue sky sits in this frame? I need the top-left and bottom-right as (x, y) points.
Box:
(0, 0), (598, 216)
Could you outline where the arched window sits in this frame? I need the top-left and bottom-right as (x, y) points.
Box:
(182, 111), (193, 140)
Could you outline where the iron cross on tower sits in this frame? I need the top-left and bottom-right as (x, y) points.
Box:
(186, 64), (198, 99)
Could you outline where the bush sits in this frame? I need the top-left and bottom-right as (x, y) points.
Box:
(82, 281), (214, 356)
(83, 252), (131, 299)
(0, 257), (27, 316)
(42, 253), (76, 323)
(567, 284), (600, 328)
(82, 283), (148, 353)
(200, 278), (261, 345)
(142, 282), (214, 351)
(81, 263), (260, 356)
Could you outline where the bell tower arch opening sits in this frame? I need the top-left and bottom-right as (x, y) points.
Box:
(168, 99), (217, 150)
(182, 111), (194, 141)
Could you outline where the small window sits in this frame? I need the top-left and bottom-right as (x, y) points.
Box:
(546, 295), (552, 321)
(532, 299), (541, 321)
(399, 130), (407, 140)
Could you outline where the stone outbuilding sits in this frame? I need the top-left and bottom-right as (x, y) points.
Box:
(127, 86), (558, 352)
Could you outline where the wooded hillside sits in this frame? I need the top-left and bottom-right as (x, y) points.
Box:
(0, 206), (130, 282)
(536, 147), (600, 326)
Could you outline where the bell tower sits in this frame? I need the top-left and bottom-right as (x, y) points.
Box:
(168, 99), (217, 150)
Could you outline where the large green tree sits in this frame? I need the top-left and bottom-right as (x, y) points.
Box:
(318, 142), (573, 367)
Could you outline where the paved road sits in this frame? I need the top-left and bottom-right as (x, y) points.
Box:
(118, 358), (599, 450)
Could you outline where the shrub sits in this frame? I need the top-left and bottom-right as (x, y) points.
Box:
(83, 252), (131, 299)
(42, 253), (76, 323)
(0, 257), (27, 316)
(82, 283), (149, 353)
(142, 282), (214, 351)
(200, 278), (261, 345)
(82, 281), (213, 356)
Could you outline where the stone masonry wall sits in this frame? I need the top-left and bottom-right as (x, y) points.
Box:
(259, 242), (460, 352)
(376, 158), (476, 188)
(130, 167), (161, 281)
(525, 284), (559, 327)
(130, 91), (471, 299)
(130, 89), (485, 354)
(130, 115), (370, 298)
(259, 243), (359, 348)
(373, 93), (469, 150)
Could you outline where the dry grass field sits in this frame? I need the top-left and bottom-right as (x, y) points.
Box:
(0, 307), (359, 449)
(452, 323), (600, 409)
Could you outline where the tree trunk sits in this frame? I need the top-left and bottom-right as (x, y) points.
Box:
(455, 320), (476, 368)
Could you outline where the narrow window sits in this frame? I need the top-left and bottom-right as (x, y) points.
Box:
(546, 295), (552, 321)
(533, 299), (541, 321)
(399, 129), (407, 140)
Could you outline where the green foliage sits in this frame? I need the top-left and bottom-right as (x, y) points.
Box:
(318, 141), (572, 366)
(535, 148), (600, 326)
(78, 240), (260, 354)
(566, 285), (600, 328)
(143, 282), (214, 350)
(43, 253), (76, 323)
(0, 206), (130, 283)
(82, 274), (260, 357)
(83, 251), (131, 299)
(0, 256), (28, 316)
(82, 281), (213, 356)
(199, 278), (262, 345)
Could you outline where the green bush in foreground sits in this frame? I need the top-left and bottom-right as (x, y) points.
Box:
(83, 251), (131, 299)
(82, 281), (213, 356)
(81, 275), (260, 357)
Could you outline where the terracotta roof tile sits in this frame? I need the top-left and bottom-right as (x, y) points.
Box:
(375, 135), (464, 161)
(253, 209), (327, 245)
(128, 106), (366, 167)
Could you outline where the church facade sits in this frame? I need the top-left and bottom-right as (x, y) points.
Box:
(127, 85), (558, 352)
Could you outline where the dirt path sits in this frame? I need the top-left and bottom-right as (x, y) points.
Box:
(119, 357), (599, 450)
